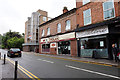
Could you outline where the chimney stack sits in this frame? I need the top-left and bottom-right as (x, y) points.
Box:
(63, 6), (68, 13)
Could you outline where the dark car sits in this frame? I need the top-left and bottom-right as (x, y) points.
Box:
(7, 48), (22, 57)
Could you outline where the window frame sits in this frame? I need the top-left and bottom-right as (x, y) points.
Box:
(47, 27), (50, 35)
(43, 16), (47, 22)
(57, 23), (61, 33)
(65, 20), (71, 31)
(83, 9), (92, 26)
(42, 29), (45, 37)
(83, 0), (90, 5)
(103, 0), (115, 20)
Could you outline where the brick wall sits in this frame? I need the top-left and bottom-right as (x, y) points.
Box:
(70, 40), (77, 57)
(23, 46), (30, 52)
(39, 12), (76, 38)
(76, 2), (120, 28)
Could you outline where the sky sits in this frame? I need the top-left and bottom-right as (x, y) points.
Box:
(0, 0), (76, 35)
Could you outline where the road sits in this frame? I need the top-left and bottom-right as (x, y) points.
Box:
(0, 49), (120, 80)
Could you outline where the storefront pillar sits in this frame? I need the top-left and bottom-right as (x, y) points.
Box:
(107, 35), (113, 60)
(77, 39), (80, 57)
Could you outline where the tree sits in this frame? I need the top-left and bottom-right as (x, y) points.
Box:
(2, 30), (24, 49)
(7, 37), (24, 50)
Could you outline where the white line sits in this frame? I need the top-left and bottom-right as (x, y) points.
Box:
(65, 65), (120, 79)
(38, 59), (54, 64)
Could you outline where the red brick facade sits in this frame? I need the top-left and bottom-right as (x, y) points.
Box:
(39, 8), (77, 56)
(76, 1), (120, 27)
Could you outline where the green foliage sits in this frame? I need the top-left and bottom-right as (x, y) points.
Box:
(7, 37), (24, 50)
(1, 30), (24, 50)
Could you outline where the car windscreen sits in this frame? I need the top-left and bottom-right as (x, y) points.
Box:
(11, 49), (20, 52)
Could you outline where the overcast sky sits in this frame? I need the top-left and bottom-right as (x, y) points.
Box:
(0, 0), (76, 35)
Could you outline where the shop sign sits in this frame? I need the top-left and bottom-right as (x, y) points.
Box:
(41, 38), (49, 43)
(50, 43), (57, 48)
(49, 32), (75, 42)
(59, 32), (75, 41)
(49, 36), (59, 42)
(76, 26), (109, 38)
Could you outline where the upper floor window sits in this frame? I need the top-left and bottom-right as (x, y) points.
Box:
(42, 29), (44, 37)
(43, 17), (47, 22)
(83, 9), (91, 25)
(66, 20), (71, 30)
(103, 0), (115, 20)
(83, 0), (90, 5)
(57, 23), (61, 33)
(47, 27), (50, 35)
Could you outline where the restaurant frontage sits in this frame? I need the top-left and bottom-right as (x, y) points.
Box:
(75, 17), (120, 60)
(39, 32), (77, 56)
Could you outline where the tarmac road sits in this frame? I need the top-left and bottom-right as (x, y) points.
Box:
(0, 49), (120, 80)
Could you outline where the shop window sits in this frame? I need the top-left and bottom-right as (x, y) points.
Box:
(83, 0), (90, 5)
(103, 0), (115, 20)
(80, 36), (108, 58)
(42, 29), (44, 37)
(57, 23), (61, 33)
(80, 37), (107, 49)
(42, 44), (50, 53)
(47, 27), (50, 35)
(65, 20), (71, 30)
(83, 9), (91, 26)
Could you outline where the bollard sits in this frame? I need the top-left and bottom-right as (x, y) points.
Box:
(3, 54), (6, 64)
(14, 61), (18, 80)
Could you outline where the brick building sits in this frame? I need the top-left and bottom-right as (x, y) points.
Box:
(23, 9), (49, 52)
(39, 7), (77, 56)
(75, 0), (120, 59)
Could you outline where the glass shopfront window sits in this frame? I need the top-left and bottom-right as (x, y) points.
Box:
(80, 36), (108, 58)
(42, 44), (50, 53)
(58, 41), (70, 55)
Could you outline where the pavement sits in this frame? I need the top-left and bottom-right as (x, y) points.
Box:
(0, 57), (26, 80)
(24, 52), (120, 68)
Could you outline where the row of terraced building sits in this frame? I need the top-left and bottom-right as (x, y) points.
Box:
(23, 0), (120, 60)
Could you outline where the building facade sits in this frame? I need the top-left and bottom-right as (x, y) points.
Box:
(75, 0), (120, 59)
(39, 7), (77, 56)
(23, 9), (49, 52)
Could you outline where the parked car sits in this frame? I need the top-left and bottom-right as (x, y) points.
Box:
(7, 48), (22, 57)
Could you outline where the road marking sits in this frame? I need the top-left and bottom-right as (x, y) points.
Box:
(65, 65), (120, 79)
(32, 53), (120, 68)
(38, 59), (54, 64)
(6, 58), (40, 80)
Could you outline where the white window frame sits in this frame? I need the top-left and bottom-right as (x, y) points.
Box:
(103, 0), (115, 20)
(65, 20), (71, 31)
(43, 16), (47, 22)
(83, 0), (90, 5)
(83, 9), (92, 26)
(42, 29), (44, 37)
(57, 23), (61, 33)
(47, 27), (50, 35)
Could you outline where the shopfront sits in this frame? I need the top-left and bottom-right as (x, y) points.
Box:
(76, 26), (109, 58)
(76, 17), (120, 59)
(40, 32), (76, 56)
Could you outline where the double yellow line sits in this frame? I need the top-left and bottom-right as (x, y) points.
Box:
(6, 58), (40, 80)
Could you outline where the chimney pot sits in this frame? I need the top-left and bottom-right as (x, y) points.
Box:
(63, 6), (68, 13)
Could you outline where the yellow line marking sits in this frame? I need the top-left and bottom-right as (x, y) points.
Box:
(6, 58), (40, 80)
(33, 53), (120, 68)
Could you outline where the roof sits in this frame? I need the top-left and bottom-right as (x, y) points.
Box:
(39, 8), (77, 27)
(75, 16), (120, 32)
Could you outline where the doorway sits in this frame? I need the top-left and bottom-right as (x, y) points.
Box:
(58, 41), (70, 55)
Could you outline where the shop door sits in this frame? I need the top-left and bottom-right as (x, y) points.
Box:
(58, 41), (70, 55)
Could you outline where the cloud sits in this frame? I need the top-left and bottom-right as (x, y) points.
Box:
(0, 0), (76, 35)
